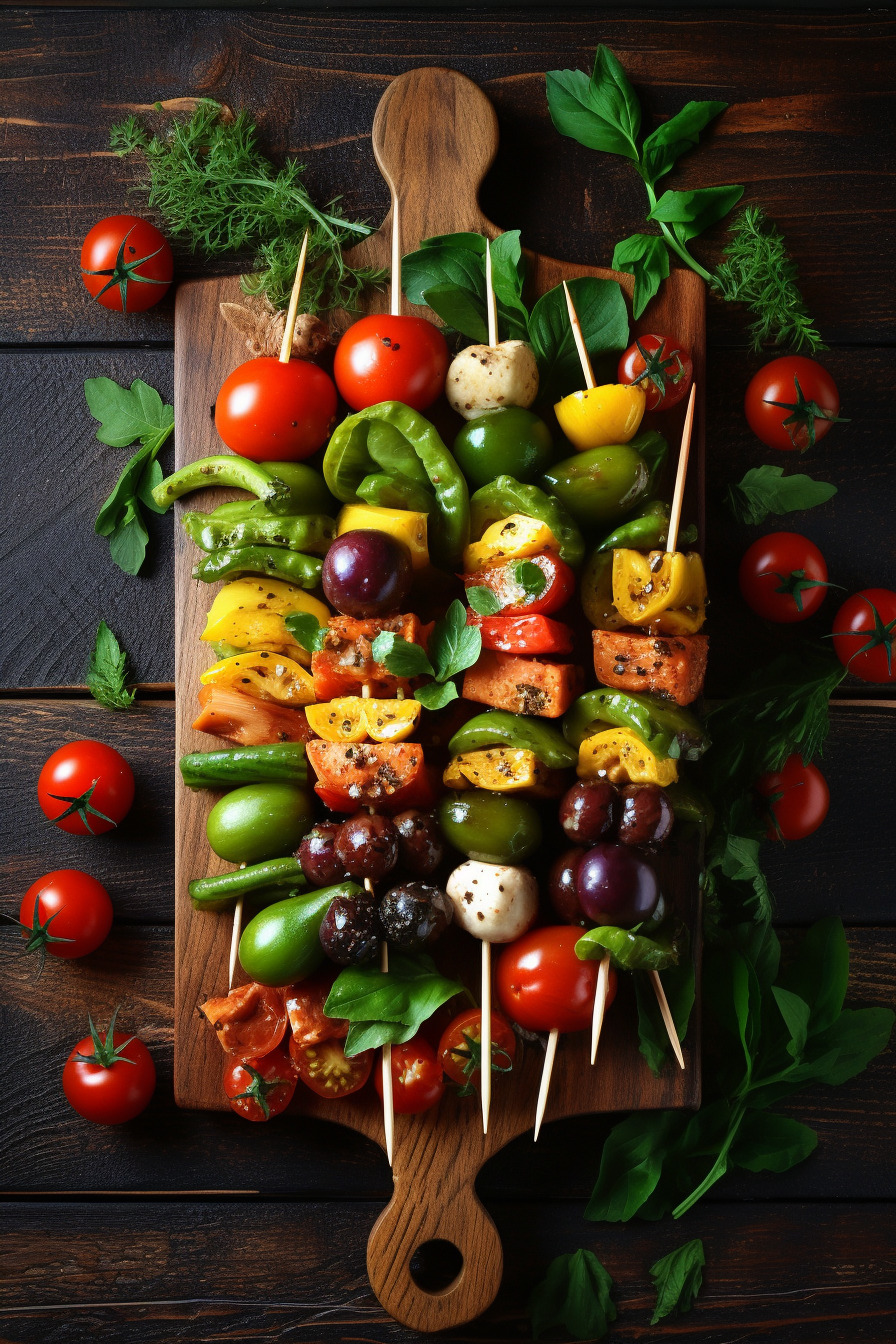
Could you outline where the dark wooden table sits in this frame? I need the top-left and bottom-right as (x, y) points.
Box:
(1, 5), (894, 1340)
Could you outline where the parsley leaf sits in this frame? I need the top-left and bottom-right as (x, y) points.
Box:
(370, 631), (434, 679)
(529, 1249), (616, 1341)
(511, 559), (548, 601)
(430, 599), (481, 681)
(284, 611), (327, 654)
(324, 952), (463, 1058)
(372, 600), (481, 707)
(466, 585), (502, 617)
(414, 680), (459, 711)
(725, 465), (837, 526)
(85, 620), (135, 711)
(649, 1238), (705, 1324)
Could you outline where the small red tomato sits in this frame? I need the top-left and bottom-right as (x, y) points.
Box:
(755, 754), (830, 841)
(738, 531), (831, 623)
(496, 926), (616, 1034)
(215, 356), (338, 462)
(437, 1008), (517, 1089)
(223, 1047), (297, 1122)
(374, 1034), (444, 1114)
(618, 334), (693, 412)
(291, 1038), (373, 1099)
(80, 215), (172, 313)
(831, 588), (896, 684)
(200, 983), (288, 1062)
(19, 870), (113, 967)
(334, 314), (449, 412)
(62, 1009), (156, 1124)
(37, 740), (135, 836)
(744, 356), (843, 452)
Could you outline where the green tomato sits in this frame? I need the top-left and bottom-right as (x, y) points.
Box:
(438, 790), (542, 864)
(540, 442), (650, 528)
(239, 884), (360, 986)
(453, 407), (555, 489)
(261, 461), (338, 516)
(206, 783), (316, 865)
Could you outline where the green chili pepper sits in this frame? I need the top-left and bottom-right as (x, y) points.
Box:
(469, 474), (585, 568)
(322, 401), (470, 567)
(180, 743), (308, 791)
(189, 857), (306, 912)
(259, 461), (337, 515)
(563, 688), (710, 761)
(575, 920), (685, 972)
(448, 710), (578, 770)
(356, 471), (435, 514)
(596, 501), (698, 554)
(181, 511), (335, 555)
(192, 545), (324, 587)
(152, 457), (292, 514)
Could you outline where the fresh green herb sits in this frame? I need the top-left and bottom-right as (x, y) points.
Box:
(324, 951), (464, 1057)
(649, 1239), (705, 1324)
(86, 621), (135, 711)
(87, 377), (174, 576)
(283, 611), (327, 654)
(511, 559), (548, 601)
(529, 1248), (616, 1341)
(111, 100), (384, 312)
(634, 957), (696, 1076)
(726, 465), (837, 526)
(715, 206), (826, 354)
(527, 278), (629, 405)
(372, 599), (482, 710)
(576, 922), (684, 973)
(466, 585), (502, 617)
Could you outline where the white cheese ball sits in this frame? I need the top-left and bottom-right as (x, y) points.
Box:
(445, 860), (538, 944)
(446, 340), (539, 419)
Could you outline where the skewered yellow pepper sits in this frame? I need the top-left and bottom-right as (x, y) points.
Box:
(577, 728), (679, 786)
(201, 578), (329, 665)
(337, 503), (429, 569)
(611, 549), (707, 634)
(463, 513), (561, 571)
(305, 697), (422, 744)
(443, 747), (546, 792)
(200, 652), (315, 706)
(554, 384), (646, 451)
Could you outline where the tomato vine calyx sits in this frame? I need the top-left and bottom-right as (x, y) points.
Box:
(449, 1029), (514, 1098)
(73, 1007), (138, 1069)
(761, 568), (842, 614)
(627, 337), (686, 399)
(10, 894), (76, 977)
(763, 376), (848, 451)
(81, 225), (169, 310)
(230, 1064), (292, 1120)
(47, 778), (117, 834)
(831, 595), (896, 676)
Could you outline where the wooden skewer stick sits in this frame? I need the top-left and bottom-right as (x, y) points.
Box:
(360, 682), (394, 1162)
(534, 1027), (559, 1142)
(485, 237), (499, 348)
(666, 381), (697, 554)
(563, 281), (595, 389)
(278, 228), (310, 363)
(480, 940), (492, 1135)
(590, 953), (611, 1065)
(390, 195), (402, 318)
(649, 969), (685, 1070)
(228, 896), (243, 990)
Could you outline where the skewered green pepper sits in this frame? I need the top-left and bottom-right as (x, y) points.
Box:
(448, 710), (577, 770)
(192, 545), (323, 587)
(469, 474), (584, 568)
(152, 457), (292, 513)
(182, 511), (335, 555)
(563, 688), (710, 761)
(576, 920), (686, 972)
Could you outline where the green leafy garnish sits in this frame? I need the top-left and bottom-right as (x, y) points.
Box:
(576, 922), (684, 973)
(511, 559), (548, 601)
(649, 1239), (705, 1324)
(86, 620), (135, 711)
(466, 585), (502, 617)
(725, 465), (837, 526)
(324, 952), (464, 1057)
(715, 205), (826, 354)
(283, 611), (327, 654)
(87, 376), (174, 576)
(372, 599), (481, 710)
(529, 1248), (616, 1341)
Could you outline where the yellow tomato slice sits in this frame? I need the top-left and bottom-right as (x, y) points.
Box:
(554, 384), (646, 451)
(362, 698), (421, 743)
(306, 697), (421, 743)
(443, 748), (541, 791)
(200, 652), (315, 707)
(463, 514), (560, 571)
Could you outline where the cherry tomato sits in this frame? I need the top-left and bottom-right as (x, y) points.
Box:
(291, 1037), (373, 1099)
(62, 1009), (156, 1124)
(334, 314), (449, 413)
(374, 1034), (444, 1114)
(744, 356), (843, 452)
(618, 334), (693, 412)
(215, 356), (338, 462)
(738, 531), (831, 623)
(37, 740), (134, 836)
(496, 926), (617, 1033)
(755, 754), (830, 841)
(200, 983), (288, 1062)
(18, 870), (113, 966)
(223, 1046), (297, 1122)
(831, 589), (896, 683)
(80, 215), (172, 312)
(437, 1009), (517, 1089)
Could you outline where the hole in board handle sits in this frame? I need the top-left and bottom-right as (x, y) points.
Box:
(409, 1239), (464, 1295)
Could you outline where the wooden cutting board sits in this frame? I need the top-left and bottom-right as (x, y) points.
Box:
(172, 67), (705, 1332)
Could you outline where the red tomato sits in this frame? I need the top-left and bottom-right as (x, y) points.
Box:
(37, 740), (134, 836)
(334, 314), (449, 412)
(744, 356), (842, 452)
(285, 968), (348, 1048)
(463, 553), (575, 617)
(215, 356), (338, 462)
(18, 870), (112, 966)
(437, 1008), (517, 1089)
(738, 532), (831, 623)
(755, 754), (830, 841)
(618, 334), (693, 412)
(374, 1034), (444, 1114)
(496, 926), (616, 1033)
(62, 1009), (156, 1124)
(467, 612), (574, 655)
(200, 983), (288, 1061)
(291, 1038), (373, 1099)
(80, 215), (172, 312)
(831, 589), (896, 684)
(223, 1046), (297, 1122)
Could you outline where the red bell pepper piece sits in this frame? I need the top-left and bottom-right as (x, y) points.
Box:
(467, 611), (574, 655)
(306, 740), (435, 814)
(463, 552), (575, 616)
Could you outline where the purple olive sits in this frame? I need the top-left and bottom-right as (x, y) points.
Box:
(618, 785), (674, 848)
(321, 529), (413, 618)
(559, 780), (619, 845)
(576, 842), (661, 928)
(298, 823), (345, 886)
(335, 812), (399, 882)
(393, 809), (445, 877)
(548, 847), (588, 925)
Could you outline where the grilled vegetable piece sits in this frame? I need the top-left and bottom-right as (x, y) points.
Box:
(612, 549), (707, 634)
(201, 578), (330, 665)
(310, 613), (427, 700)
(468, 612), (574, 656)
(305, 740), (434, 813)
(577, 728), (679, 787)
(305, 696), (421, 744)
(336, 503), (429, 569)
(180, 742), (308, 790)
(200, 652), (315, 706)
(563, 688), (709, 761)
(193, 685), (314, 745)
(189, 857), (306, 912)
(463, 513), (561, 571)
(592, 629), (708, 706)
(447, 709), (578, 769)
(443, 747), (564, 794)
(462, 650), (583, 719)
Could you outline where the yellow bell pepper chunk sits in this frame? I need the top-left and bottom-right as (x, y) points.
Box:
(200, 652), (315, 706)
(612, 549), (707, 634)
(201, 579), (330, 666)
(337, 504), (429, 570)
(577, 728), (678, 787)
(443, 747), (542, 792)
(306, 697), (422, 744)
(463, 514), (560, 572)
(554, 384), (646, 451)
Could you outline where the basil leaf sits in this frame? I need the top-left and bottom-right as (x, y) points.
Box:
(777, 916), (848, 1034)
(641, 100), (728, 182)
(634, 955), (696, 1075)
(325, 952), (463, 1057)
(86, 620), (135, 711)
(528, 277), (629, 405)
(370, 631), (434, 679)
(586, 1109), (688, 1221)
(95, 442), (155, 538)
(403, 232), (528, 343)
(488, 229), (529, 329)
(649, 184), (745, 241)
(511, 559), (547, 600)
(422, 282), (488, 343)
(546, 45), (641, 162)
(771, 985), (811, 1062)
(429, 599), (481, 682)
(725, 465), (837, 526)
(731, 1112), (817, 1174)
(344, 1019), (418, 1055)
(466, 585), (502, 617)
(529, 1248), (616, 1342)
(108, 509), (150, 576)
(283, 611), (327, 653)
(85, 376), (173, 449)
(649, 1239), (705, 1324)
(414, 680), (459, 711)
(611, 233), (670, 319)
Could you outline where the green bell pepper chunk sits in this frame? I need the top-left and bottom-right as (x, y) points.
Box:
(152, 457), (292, 514)
(323, 401), (470, 567)
(181, 511), (335, 555)
(575, 920), (685, 972)
(192, 545), (323, 587)
(448, 710), (577, 770)
(666, 781), (714, 830)
(468, 474), (585, 568)
(563, 688), (710, 761)
(596, 500), (698, 554)
(355, 471), (435, 514)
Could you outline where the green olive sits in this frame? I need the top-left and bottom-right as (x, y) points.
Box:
(206, 783), (316, 865)
(239, 884), (360, 986)
(540, 442), (650, 528)
(453, 407), (556, 489)
(438, 790), (542, 864)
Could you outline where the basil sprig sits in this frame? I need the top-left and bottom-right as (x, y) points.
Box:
(371, 599), (481, 711)
(324, 951), (464, 1056)
(726, 464), (837, 526)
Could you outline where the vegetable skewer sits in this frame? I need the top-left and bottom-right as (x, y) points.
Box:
(533, 1028), (559, 1142)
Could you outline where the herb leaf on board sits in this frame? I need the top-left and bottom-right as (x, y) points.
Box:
(726, 465), (837, 525)
(283, 611), (328, 654)
(650, 1238), (705, 1324)
(528, 277), (630, 405)
(529, 1248), (617, 1341)
(86, 621), (135, 711)
(324, 952), (463, 1057)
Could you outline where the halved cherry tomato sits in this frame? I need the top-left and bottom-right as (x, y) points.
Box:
(80, 215), (172, 312)
(200, 983), (288, 1062)
(37, 740), (134, 837)
(375, 1034), (444, 1114)
(438, 1009), (517, 1089)
(831, 589), (896, 684)
(755, 754), (830, 841)
(744, 356), (843, 452)
(738, 532), (832, 623)
(285, 968), (348, 1048)
(463, 553), (575, 617)
(224, 1046), (297, 1121)
(18, 870), (113, 965)
(496, 926), (616, 1033)
(215, 356), (338, 463)
(193, 685), (314, 746)
(467, 612), (574, 655)
(292, 1038), (373, 1099)
(334, 315), (449, 413)
(618, 333), (693, 412)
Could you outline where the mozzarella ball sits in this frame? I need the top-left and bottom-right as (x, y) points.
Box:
(445, 860), (538, 943)
(446, 340), (539, 419)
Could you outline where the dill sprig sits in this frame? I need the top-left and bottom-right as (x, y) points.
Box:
(110, 101), (385, 313)
(713, 206), (826, 355)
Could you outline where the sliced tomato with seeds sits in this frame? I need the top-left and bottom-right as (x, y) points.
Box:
(291, 1037), (373, 1099)
(200, 982), (288, 1061)
(463, 553), (575, 617)
(224, 1047), (296, 1121)
(284, 967), (348, 1048)
(438, 1009), (517, 1092)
